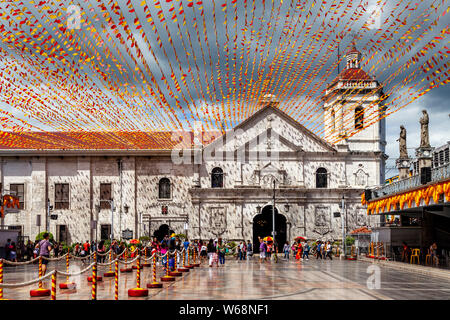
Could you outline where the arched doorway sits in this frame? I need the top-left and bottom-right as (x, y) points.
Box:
(153, 224), (175, 242)
(253, 205), (287, 253)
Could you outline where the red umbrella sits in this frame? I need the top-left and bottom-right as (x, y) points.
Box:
(263, 236), (273, 242)
(129, 239), (140, 244)
(295, 236), (306, 241)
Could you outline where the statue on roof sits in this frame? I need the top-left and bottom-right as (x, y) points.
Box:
(419, 110), (430, 148)
(397, 125), (408, 159)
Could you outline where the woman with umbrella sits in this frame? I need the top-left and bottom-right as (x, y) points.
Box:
(294, 237), (306, 260)
(263, 236), (273, 260)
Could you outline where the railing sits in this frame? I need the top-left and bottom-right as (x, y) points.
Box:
(369, 163), (450, 200)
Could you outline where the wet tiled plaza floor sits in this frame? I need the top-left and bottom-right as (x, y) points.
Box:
(2, 257), (450, 300)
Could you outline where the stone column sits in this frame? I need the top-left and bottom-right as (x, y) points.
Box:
(31, 158), (46, 239)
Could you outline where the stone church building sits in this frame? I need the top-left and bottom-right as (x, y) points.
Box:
(0, 47), (387, 249)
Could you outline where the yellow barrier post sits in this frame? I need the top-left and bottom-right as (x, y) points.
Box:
(128, 255), (149, 297)
(51, 272), (57, 300)
(147, 254), (163, 288)
(114, 260), (119, 300)
(0, 259), (6, 300)
(160, 252), (175, 282)
(30, 256), (50, 297)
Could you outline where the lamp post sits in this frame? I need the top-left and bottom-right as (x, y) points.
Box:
(46, 198), (53, 232)
(340, 195), (346, 258)
(123, 204), (129, 239)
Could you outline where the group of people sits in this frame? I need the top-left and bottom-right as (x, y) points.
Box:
(3, 239), (66, 262)
(401, 241), (440, 266)
(283, 240), (334, 261)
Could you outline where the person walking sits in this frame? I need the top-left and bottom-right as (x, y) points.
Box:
(325, 241), (333, 260)
(217, 238), (226, 266)
(160, 242), (168, 270)
(54, 242), (60, 258)
(183, 238), (190, 263)
(26, 240), (34, 261)
(36, 233), (52, 275)
(247, 240), (253, 260)
(97, 241), (106, 263)
(283, 242), (290, 260)
(207, 239), (217, 267)
(302, 242), (310, 260)
(239, 242), (245, 261)
(4, 239), (11, 260)
(9, 242), (17, 262)
(200, 241), (207, 263)
(295, 242), (303, 260)
(266, 242), (272, 260)
(316, 241), (323, 259)
(259, 238), (266, 263)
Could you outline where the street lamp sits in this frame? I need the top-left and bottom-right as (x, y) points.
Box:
(339, 195), (346, 257)
(46, 198), (53, 232)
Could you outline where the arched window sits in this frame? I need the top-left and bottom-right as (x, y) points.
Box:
(355, 106), (364, 130)
(316, 168), (328, 188)
(158, 178), (171, 199)
(331, 109), (336, 132)
(211, 167), (223, 188)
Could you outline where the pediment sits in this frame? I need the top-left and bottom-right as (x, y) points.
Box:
(204, 105), (335, 154)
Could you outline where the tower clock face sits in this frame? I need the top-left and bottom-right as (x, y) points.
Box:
(402, 161), (409, 166)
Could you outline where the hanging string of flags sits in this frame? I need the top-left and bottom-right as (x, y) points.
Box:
(0, 0), (448, 149)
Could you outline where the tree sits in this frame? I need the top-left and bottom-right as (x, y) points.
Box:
(35, 231), (54, 241)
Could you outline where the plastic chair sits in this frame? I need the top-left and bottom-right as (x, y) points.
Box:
(410, 249), (420, 264)
(425, 249), (432, 266)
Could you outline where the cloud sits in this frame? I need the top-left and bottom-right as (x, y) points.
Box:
(385, 85), (450, 178)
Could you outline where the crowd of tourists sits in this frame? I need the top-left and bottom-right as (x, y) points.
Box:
(282, 240), (334, 261)
(3, 238), (66, 262)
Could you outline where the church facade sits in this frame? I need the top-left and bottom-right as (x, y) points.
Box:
(0, 47), (387, 248)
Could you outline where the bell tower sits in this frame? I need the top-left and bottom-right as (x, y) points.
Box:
(322, 43), (386, 154)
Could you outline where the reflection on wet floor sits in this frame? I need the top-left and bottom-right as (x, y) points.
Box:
(2, 257), (450, 300)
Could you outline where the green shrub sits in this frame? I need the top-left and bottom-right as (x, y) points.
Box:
(139, 236), (150, 241)
(35, 231), (54, 241)
(345, 236), (355, 246)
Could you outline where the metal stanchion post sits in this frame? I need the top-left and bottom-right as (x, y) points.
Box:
(160, 252), (175, 282)
(88, 252), (102, 282)
(51, 272), (57, 300)
(169, 250), (182, 277)
(104, 249), (114, 277)
(92, 262), (97, 300)
(147, 254), (163, 288)
(60, 249), (76, 289)
(128, 255), (148, 297)
(114, 260), (119, 300)
(0, 259), (5, 300)
(30, 256), (50, 297)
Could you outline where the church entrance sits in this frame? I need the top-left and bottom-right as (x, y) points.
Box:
(253, 205), (287, 253)
(153, 224), (175, 242)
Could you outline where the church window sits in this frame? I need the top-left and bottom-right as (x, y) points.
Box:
(159, 178), (171, 199)
(211, 167), (224, 188)
(9, 184), (24, 210)
(355, 106), (364, 130)
(316, 168), (328, 188)
(331, 109), (336, 132)
(55, 183), (70, 210)
(100, 183), (112, 209)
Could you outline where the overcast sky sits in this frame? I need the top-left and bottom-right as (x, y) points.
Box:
(0, 0), (448, 175)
